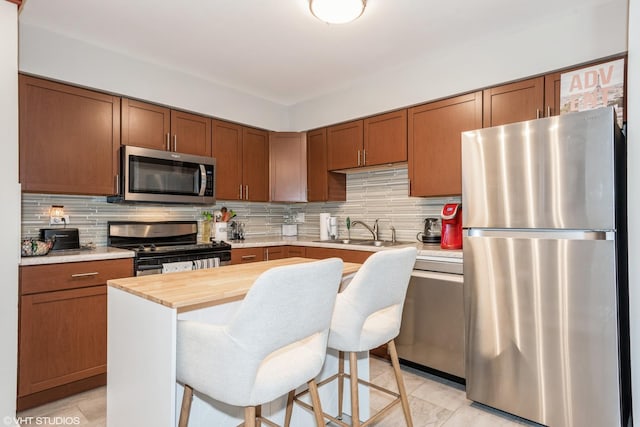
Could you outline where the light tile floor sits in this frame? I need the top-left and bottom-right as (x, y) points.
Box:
(17, 357), (542, 427)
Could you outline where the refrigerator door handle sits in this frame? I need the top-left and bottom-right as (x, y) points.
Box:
(465, 229), (613, 240)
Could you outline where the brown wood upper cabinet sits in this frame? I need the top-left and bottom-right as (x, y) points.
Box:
(269, 132), (307, 202)
(327, 119), (363, 170)
(19, 75), (120, 196)
(482, 77), (545, 127)
(307, 128), (346, 202)
(363, 109), (408, 166)
(327, 110), (407, 171)
(121, 98), (212, 157)
(408, 92), (482, 197)
(212, 119), (268, 201)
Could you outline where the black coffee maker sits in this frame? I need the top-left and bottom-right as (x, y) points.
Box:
(416, 217), (441, 244)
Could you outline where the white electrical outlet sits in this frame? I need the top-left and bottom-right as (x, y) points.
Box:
(49, 215), (70, 225)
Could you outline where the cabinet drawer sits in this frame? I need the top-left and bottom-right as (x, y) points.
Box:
(231, 248), (265, 264)
(264, 246), (287, 261)
(20, 258), (133, 295)
(287, 246), (306, 258)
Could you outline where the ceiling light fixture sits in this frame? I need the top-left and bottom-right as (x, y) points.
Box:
(310, 0), (366, 24)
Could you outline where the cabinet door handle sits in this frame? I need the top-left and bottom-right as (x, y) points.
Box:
(115, 174), (119, 194)
(241, 255), (257, 260)
(363, 149), (366, 166)
(357, 150), (361, 166)
(245, 185), (249, 200)
(166, 133), (170, 151)
(239, 185), (243, 200)
(536, 109), (541, 119)
(173, 135), (177, 152)
(547, 106), (552, 117)
(71, 272), (99, 278)
(265, 249), (269, 261)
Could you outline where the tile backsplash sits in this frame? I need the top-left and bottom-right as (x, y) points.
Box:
(22, 167), (460, 245)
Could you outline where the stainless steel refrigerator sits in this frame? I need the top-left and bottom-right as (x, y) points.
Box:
(461, 107), (630, 427)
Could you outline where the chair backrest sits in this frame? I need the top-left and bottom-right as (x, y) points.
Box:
(177, 258), (344, 407)
(227, 257), (344, 362)
(330, 247), (417, 349)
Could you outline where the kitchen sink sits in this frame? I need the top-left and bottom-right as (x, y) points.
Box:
(312, 239), (413, 247)
(313, 238), (368, 244)
(352, 240), (413, 247)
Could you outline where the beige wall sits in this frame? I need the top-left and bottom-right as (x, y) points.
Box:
(18, 1), (628, 132)
(0, 1), (20, 425)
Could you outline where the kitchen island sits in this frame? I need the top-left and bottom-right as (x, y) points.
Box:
(106, 257), (363, 427)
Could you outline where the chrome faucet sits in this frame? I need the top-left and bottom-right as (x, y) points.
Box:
(350, 219), (379, 240)
(371, 218), (396, 243)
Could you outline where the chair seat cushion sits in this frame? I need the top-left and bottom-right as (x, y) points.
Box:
(328, 304), (401, 352)
(251, 331), (327, 405)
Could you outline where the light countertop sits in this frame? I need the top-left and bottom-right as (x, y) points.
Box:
(20, 246), (135, 266)
(19, 235), (462, 266)
(108, 257), (361, 312)
(226, 236), (463, 259)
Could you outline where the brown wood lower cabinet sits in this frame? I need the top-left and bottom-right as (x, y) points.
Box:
(304, 247), (372, 263)
(232, 245), (372, 264)
(17, 258), (133, 410)
(231, 247), (265, 264)
(286, 246), (306, 258)
(264, 246), (287, 261)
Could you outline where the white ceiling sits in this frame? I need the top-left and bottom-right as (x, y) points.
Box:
(19, 0), (612, 106)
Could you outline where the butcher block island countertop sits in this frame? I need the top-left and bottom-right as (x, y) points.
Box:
(107, 257), (361, 312)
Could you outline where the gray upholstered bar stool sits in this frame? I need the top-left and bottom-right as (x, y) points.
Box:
(292, 247), (417, 427)
(176, 258), (344, 427)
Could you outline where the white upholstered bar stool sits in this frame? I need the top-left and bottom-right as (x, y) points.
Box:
(293, 247), (417, 427)
(176, 258), (344, 427)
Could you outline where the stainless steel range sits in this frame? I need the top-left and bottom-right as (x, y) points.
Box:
(108, 221), (231, 276)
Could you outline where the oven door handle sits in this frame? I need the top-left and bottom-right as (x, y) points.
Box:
(137, 265), (164, 271)
(198, 165), (207, 196)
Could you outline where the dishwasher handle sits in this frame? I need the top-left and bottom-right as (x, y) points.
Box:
(411, 269), (463, 283)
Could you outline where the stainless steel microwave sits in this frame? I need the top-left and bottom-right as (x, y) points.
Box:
(108, 146), (215, 204)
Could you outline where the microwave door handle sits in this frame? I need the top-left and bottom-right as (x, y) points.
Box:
(198, 165), (207, 196)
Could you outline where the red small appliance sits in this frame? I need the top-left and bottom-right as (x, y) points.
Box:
(440, 203), (462, 249)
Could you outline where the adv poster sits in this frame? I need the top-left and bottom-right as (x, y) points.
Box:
(560, 58), (625, 127)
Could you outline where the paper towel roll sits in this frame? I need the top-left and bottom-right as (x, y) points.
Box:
(319, 213), (331, 240)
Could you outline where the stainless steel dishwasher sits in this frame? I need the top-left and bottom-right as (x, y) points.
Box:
(396, 255), (465, 382)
